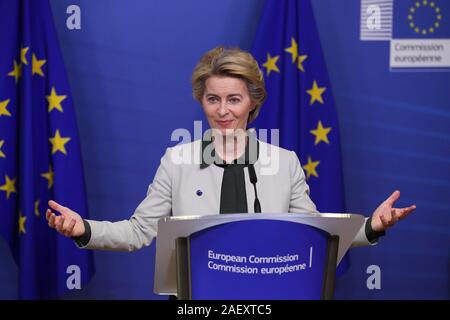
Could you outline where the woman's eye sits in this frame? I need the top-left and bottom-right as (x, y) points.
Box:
(229, 98), (240, 104)
(207, 97), (219, 103)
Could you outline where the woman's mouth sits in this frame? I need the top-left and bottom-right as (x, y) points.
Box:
(216, 120), (234, 128)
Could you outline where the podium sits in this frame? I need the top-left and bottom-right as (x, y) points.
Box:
(154, 213), (364, 300)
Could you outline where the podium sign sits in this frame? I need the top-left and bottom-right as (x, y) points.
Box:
(155, 213), (365, 298)
(188, 220), (330, 299)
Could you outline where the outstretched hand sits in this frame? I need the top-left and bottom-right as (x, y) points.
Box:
(371, 190), (416, 232)
(46, 200), (85, 238)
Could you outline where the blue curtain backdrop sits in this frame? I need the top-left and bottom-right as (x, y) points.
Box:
(0, 0), (449, 299)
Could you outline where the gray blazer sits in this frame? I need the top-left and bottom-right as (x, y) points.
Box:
(82, 140), (372, 251)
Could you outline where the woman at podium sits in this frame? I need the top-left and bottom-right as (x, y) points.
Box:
(45, 47), (415, 251)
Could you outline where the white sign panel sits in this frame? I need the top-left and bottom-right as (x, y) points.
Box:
(390, 39), (450, 68)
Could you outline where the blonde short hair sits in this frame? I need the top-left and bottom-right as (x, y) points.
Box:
(191, 47), (267, 124)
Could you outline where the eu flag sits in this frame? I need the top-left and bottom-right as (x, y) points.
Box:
(0, 0), (94, 299)
(252, 0), (348, 272)
(393, 0), (450, 39)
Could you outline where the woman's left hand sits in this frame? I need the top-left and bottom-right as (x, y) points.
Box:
(371, 190), (416, 232)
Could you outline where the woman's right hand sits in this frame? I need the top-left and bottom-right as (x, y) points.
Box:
(46, 200), (85, 238)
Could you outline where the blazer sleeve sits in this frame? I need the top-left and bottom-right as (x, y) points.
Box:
(288, 151), (373, 247)
(288, 151), (320, 214)
(80, 148), (173, 251)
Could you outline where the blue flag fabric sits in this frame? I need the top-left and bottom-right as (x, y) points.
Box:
(0, 0), (94, 299)
(251, 0), (348, 273)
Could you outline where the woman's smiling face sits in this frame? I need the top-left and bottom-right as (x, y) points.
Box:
(201, 76), (255, 136)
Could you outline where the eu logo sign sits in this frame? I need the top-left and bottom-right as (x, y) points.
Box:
(361, 0), (450, 71)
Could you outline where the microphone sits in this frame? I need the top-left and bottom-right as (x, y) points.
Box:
(248, 164), (261, 213)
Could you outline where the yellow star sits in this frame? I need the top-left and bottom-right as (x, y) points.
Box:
(32, 53), (46, 77)
(21, 47), (30, 65)
(302, 156), (320, 180)
(306, 80), (326, 105)
(19, 212), (27, 235)
(35, 200), (41, 217)
(0, 99), (11, 117)
(310, 121), (332, 145)
(285, 38), (298, 63)
(8, 60), (21, 83)
(41, 165), (54, 189)
(0, 175), (17, 199)
(46, 87), (66, 112)
(49, 129), (71, 155)
(262, 53), (280, 77)
(297, 54), (308, 72)
(0, 140), (6, 158)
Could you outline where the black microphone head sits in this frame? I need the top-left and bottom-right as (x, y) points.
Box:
(248, 164), (261, 213)
(248, 164), (257, 184)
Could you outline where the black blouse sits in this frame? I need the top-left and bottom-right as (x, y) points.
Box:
(200, 134), (259, 214)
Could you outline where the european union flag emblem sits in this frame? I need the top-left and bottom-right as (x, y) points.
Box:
(251, 0), (348, 274)
(0, 0), (94, 299)
(394, 0), (450, 38)
(252, 0), (345, 215)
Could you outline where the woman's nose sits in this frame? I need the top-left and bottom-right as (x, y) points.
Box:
(217, 102), (229, 117)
